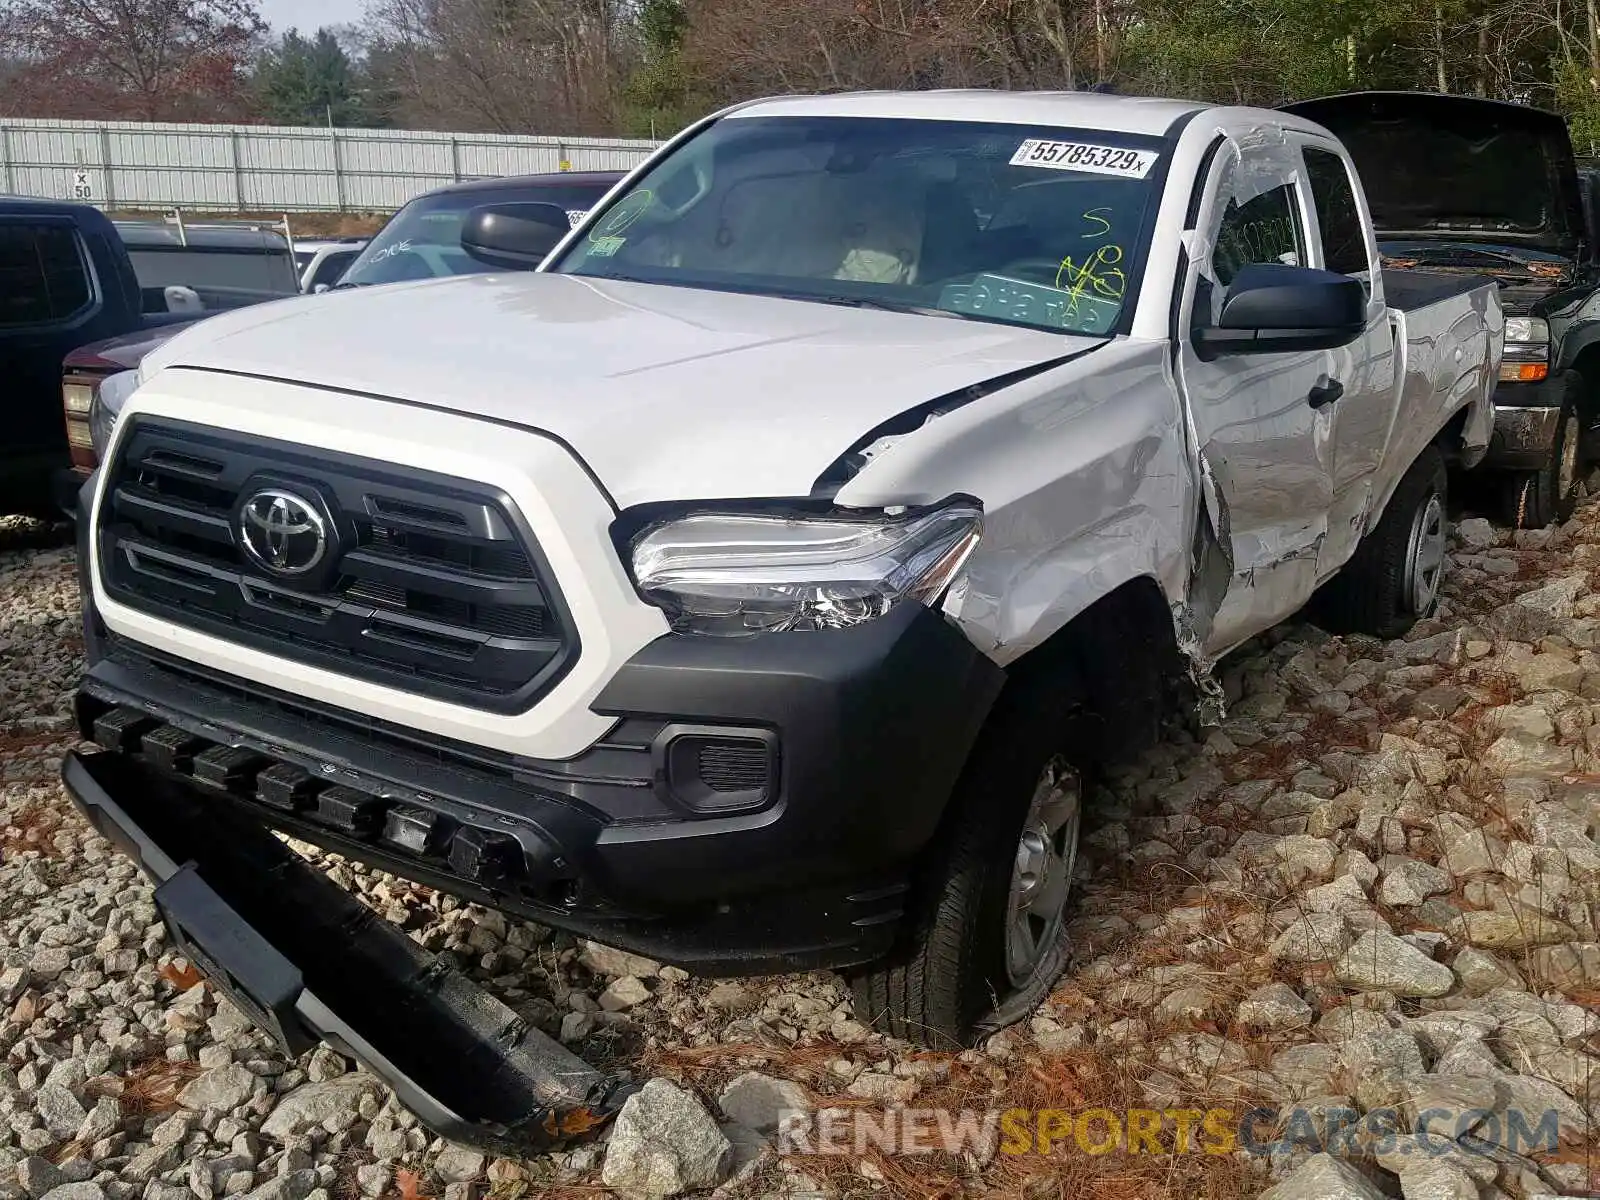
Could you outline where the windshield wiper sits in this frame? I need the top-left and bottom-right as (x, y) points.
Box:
(788, 293), (961, 319)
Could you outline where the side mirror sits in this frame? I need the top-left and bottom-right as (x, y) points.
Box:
(1194, 263), (1366, 358)
(460, 202), (572, 269)
(312, 283), (331, 294)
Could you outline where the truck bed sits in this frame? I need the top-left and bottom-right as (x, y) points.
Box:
(1381, 266), (1495, 312)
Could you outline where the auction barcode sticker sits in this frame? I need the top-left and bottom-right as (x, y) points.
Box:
(1010, 139), (1158, 178)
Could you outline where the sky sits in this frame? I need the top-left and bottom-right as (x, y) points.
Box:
(257, 0), (368, 34)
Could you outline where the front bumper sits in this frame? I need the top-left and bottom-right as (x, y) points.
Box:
(1483, 377), (1566, 470)
(75, 561), (1004, 974)
(52, 467), (89, 520)
(60, 750), (630, 1155)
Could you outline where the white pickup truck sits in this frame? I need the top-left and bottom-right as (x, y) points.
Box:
(61, 90), (1502, 1128)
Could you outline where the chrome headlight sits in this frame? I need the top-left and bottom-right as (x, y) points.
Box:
(89, 370), (139, 459)
(1504, 316), (1550, 346)
(630, 500), (982, 636)
(1500, 317), (1551, 382)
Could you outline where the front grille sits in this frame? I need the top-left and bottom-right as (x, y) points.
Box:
(97, 418), (578, 713)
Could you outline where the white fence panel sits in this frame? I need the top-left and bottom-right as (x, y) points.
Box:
(0, 117), (661, 213)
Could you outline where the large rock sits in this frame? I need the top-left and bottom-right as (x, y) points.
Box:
(1393, 1161), (1481, 1200)
(1269, 913), (1354, 963)
(1452, 947), (1524, 994)
(1258, 1154), (1386, 1200)
(1152, 1033), (1251, 1084)
(36, 1188), (105, 1200)
(1333, 930), (1455, 997)
(238, 1172), (316, 1200)
(1482, 734), (1574, 777)
(33, 1084), (86, 1140)
(1269, 1044), (1344, 1100)
(600, 1079), (732, 1200)
(1450, 908), (1577, 949)
(1511, 653), (1586, 695)
(1237, 983), (1312, 1031)
(1492, 1073), (1590, 1148)
(1526, 941), (1600, 989)
(1440, 830), (1507, 877)
(16, 1160), (63, 1200)
(1378, 858), (1451, 907)
(178, 1065), (258, 1113)
(579, 942), (661, 980)
(1398, 1074), (1499, 1130)
(717, 1072), (809, 1136)
(431, 1148), (485, 1185)
(1455, 518), (1497, 550)
(1343, 1028), (1424, 1110)
(261, 1076), (382, 1142)
(1516, 575), (1587, 622)
(598, 977), (652, 1012)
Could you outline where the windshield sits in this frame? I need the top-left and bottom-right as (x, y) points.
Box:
(552, 116), (1164, 335)
(342, 183), (614, 287)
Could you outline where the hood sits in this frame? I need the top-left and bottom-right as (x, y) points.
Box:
(1283, 92), (1584, 258)
(144, 273), (1101, 508)
(66, 318), (201, 372)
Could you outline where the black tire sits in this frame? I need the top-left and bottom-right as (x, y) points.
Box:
(848, 675), (1088, 1048)
(1314, 444), (1448, 640)
(1502, 375), (1582, 529)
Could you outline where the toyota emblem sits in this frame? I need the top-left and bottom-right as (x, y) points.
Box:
(238, 488), (329, 576)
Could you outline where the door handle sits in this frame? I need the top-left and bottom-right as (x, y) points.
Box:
(1308, 378), (1344, 409)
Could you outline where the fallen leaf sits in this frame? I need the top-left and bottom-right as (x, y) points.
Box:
(159, 961), (204, 991)
(394, 1169), (431, 1200)
(554, 1106), (606, 1136)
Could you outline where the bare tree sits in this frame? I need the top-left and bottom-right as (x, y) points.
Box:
(0, 0), (264, 119)
(362, 0), (629, 134)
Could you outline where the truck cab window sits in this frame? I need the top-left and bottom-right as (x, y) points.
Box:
(0, 224), (90, 327)
(1304, 147), (1368, 276)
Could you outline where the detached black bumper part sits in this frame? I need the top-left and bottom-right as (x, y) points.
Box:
(61, 750), (631, 1156)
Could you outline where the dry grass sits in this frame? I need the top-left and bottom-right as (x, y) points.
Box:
(111, 1058), (203, 1120)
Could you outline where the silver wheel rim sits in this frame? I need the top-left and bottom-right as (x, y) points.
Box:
(1405, 492), (1446, 616)
(1004, 758), (1082, 988)
(1559, 414), (1581, 500)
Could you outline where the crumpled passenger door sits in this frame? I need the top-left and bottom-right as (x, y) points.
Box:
(1174, 126), (1340, 658)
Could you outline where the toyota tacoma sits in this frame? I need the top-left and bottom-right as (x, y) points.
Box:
(60, 90), (1503, 1145)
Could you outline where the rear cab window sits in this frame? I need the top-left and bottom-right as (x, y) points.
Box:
(1303, 146), (1372, 277)
(0, 222), (93, 328)
(125, 248), (299, 293)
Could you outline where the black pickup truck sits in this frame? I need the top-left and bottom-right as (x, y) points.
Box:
(1288, 93), (1600, 527)
(0, 199), (196, 518)
(2, 199), (304, 518)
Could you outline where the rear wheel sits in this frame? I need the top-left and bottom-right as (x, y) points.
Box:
(1502, 376), (1582, 529)
(1314, 444), (1448, 640)
(849, 677), (1086, 1048)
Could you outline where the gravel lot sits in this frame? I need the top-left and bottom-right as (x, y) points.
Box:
(6, 507), (1600, 1200)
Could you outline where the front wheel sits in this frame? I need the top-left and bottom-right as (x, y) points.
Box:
(1502, 377), (1582, 529)
(1313, 444), (1448, 640)
(848, 681), (1086, 1048)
